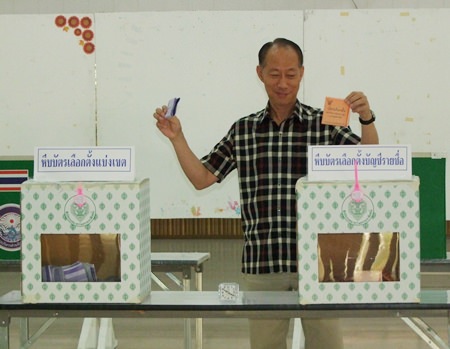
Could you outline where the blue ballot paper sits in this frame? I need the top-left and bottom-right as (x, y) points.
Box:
(165, 97), (180, 119)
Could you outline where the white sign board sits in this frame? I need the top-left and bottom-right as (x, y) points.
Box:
(307, 145), (412, 181)
(34, 146), (135, 181)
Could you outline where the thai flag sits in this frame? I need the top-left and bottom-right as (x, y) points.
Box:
(0, 170), (29, 192)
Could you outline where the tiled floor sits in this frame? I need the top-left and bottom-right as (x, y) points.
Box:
(1, 238), (449, 349)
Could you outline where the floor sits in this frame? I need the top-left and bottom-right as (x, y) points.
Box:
(1, 238), (449, 349)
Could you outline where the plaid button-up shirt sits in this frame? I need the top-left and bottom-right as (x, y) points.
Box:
(201, 100), (361, 274)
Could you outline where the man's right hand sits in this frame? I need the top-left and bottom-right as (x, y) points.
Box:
(152, 105), (218, 190)
(153, 105), (182, 140)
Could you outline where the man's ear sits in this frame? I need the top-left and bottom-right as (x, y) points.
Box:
(256, 65), (264, 82)
(299, 66), (305, 82)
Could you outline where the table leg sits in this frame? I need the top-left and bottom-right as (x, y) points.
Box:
(447, 311), (450, 347)
(195, 267), (203, 349)
(402, 317), (449, 349)
(291, 318), (305, 349)
(0, 315), (10, 349)
(183, 273), (192, 349)
(78, 318), (99, 349)
(19, 317), (28, 348)
(19, 317), (56, 349)
(97, 318), (118, 349)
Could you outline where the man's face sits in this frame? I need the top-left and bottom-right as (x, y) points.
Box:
(256, 45), (304, 110)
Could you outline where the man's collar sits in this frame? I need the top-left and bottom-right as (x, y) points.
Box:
(259, 100), (303, 124)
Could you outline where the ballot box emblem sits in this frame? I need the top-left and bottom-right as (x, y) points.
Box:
(0, 204), (21, 251)
(341, 194), (374, 226)
(64, 193), (96, 227)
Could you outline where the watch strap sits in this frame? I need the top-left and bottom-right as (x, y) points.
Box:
(359, 111), (376, 125)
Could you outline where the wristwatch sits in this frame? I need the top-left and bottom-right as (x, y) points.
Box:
(359, 110), (376, 125)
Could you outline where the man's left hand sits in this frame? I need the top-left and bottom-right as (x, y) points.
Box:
(345, 91), (372, 121)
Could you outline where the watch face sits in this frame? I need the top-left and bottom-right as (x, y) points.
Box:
(218, 282), (239, 301)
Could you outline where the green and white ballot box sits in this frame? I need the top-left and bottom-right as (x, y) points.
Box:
(20, 147), (152, 304)
(296, 145), (420, 304)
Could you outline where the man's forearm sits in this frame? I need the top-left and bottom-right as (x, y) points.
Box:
(360, 123), (379, 144)
(171, 133), (218, 190)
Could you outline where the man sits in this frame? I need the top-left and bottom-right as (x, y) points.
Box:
(154, 38), (379, 349)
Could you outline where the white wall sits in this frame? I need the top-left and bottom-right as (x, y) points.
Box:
(2, 0), (450, 14)
(94, 11), (303, 218)
(1, 3), (449, 220)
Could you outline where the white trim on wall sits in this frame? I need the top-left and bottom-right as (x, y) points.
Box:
(2, 0), (450, 15)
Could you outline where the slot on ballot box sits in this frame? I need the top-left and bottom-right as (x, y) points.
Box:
(21, 179), (151, 304)
(296, 177), (420, 304)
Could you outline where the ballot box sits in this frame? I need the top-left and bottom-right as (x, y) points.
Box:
(21, 179), (151, 303)
(296, 177), (420, 304)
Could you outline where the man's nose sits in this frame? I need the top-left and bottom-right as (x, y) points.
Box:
(277, 76), (288, 88)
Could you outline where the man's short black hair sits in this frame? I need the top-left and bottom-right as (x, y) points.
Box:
(258, 38), (303, 67)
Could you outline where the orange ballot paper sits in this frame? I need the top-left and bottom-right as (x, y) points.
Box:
(321, 97), (350, 127)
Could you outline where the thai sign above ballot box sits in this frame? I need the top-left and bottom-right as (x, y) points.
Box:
(34, 146), (135, 181)
(296, 177), (420, 304)
(307, 144), (412, 181)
